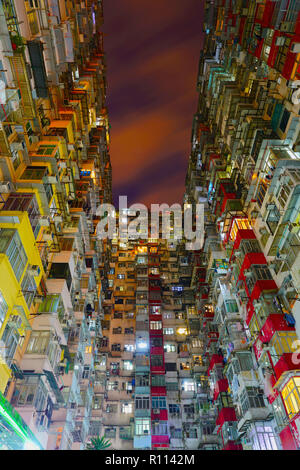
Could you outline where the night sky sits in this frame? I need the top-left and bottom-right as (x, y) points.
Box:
(103, 0), (204, 208)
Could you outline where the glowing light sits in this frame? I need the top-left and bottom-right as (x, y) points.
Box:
(177, 328), (187, 335)
(23, 440), (40, 451)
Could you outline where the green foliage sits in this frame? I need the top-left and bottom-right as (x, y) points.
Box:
(86, 436), (112, 450)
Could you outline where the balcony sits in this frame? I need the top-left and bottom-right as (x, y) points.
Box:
(8, 52), (35, 119)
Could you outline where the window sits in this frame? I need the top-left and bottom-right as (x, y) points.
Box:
(151, 355), (163, 367)
(163, 328), (174, 335)
(184, 404), (194, 414)
(111, 343), (121, 352)
(151, 337), (163, 348)
(282, 377), (300, 419)
(253, 265), (273, 281)
(20, 165), (48, 180)
(119, 427), (132, 439)
(104, 427), (116, 438)
(114, 312), (123, 319)
(169, 404), (180, 414)
(0, 229), (28, 281)
(224, 299), (238, 313)
(250, 423), (279, 450)
(151, 375), (165, 387)
(123, 360), (134, 371)
(135, 375), (149, 387)
(150, 321), (162, 330)
(11, 376), (40, 406)
(152, 396), (166, 409)
(152, 422), (168, 435)
(35, 144), (56, 156)
(240, 387), (265, 414)
(26, 331), (51, 354)
(1, 325), (19, 366)
(151, 306), (161, 314)
(165, 362), (176, 371)
(166, 382), (178, 391)
(124, 344), (135, 352)
(0, 291), (8, 329)
(125, 327), (134, 335)
(21, 271), (37, 309)
(164, 312), (173, 319)
(135, 396), (150, 409)
(112, 327), (122, 334)
(135, 418), (150, 435)
(279, 109), (290, 133)
(121, 402), (133, 414)
(181, 380), (195, 392)
(270, 331), (298, 358)
(107, 381), (118, 391)
(266, 205), (281, 235)
(170, 428), (182, 439)
(164, 343), (176, 353)
(192, 338), (202, 348)
(185, 427), (197, 438)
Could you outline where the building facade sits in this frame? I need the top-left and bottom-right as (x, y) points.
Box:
(184, 0), (300, 451)
(0, 0), (300, 452)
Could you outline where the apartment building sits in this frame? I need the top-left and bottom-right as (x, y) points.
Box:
(183, 0), (300, 451)
(0, 0), (111, 450)
(0, 0), (300, 453)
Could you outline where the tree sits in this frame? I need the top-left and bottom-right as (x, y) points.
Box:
(86, 436), (112, 450)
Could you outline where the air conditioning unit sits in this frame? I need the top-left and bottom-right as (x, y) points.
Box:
(10, 142), (24, 151)
(244, 270), (252, 278)
(290, 223), (299, 234)
(280, 22), (293, 32)
(0, 182), (14, 193)
(44, 175), (57, 184)
(287, 80), (299, 89)
(34, 294), (44, 304)
(42, 232), (53, 241)
(277, 253), (287, 260)
(291, 43), (300, 53)
(28, 265), (40, 277)
(275, 37), (285, 47)
(152, 409), (160, 415)
(39, 216), (50, 227)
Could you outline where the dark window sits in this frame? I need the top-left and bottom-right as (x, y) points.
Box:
(165, 362), (176, 371)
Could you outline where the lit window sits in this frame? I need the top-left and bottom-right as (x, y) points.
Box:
(163, 328), (174, 335)
(177, 327), (187, 335)
(121, 402), (133, 414)
(182, 380), (195, 392)
(135, 418), (150, 435)
(123, 360), (134, 371)
(250, 423), (279, 450)
(282, 377), (300, 419)
(150, 321), (162, 330)
(164, 343), (176, 353)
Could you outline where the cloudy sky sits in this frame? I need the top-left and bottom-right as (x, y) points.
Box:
(103, 0), (204, 207)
